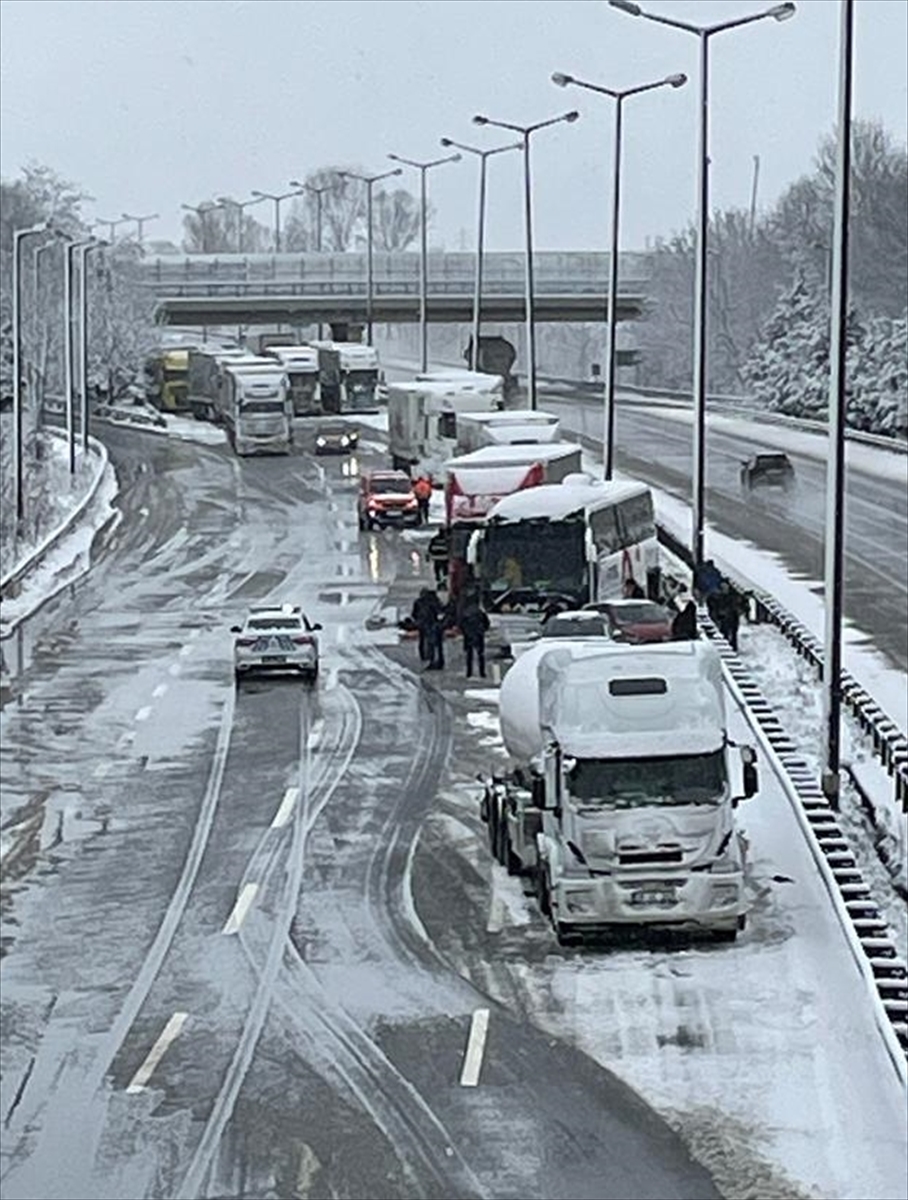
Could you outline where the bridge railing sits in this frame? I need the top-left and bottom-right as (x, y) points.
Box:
(141, 250), (651, 296)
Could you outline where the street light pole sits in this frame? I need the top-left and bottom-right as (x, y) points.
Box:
(12, 222), (48, 528)
(387, 152), (462, 372)
(251, 189), (305, 253)
(608, 0), (796, 562)
(289, 181), (332, 252)
(32, 237), (62, 428)
(217, 196), (266, 254)
(552, 71), (686, 478)
(181, 202), (220, 253)
(78, 240), (107, 454)
(472, 111), (580, 410)
(121, 211), (158, 245)
(822, 0), (855, 807)
(93, 217), (128, 243)
(337, 169), (403, 344)
(439, 137), (521, 371)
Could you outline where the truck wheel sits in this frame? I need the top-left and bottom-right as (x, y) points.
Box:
(555, 921), (581, 948)
(504, 830), (522, 877)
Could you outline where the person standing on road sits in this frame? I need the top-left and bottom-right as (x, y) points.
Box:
(411, 588), (439, 664)
(671, 598), (698, 641)
(426, 592), (449, 670)
(413, 475), (433, 525)
(426, 528), (450, 587)
(460, 598), (490, 679)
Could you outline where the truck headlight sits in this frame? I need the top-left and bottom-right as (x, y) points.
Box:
(564, 888), (598, 914)
(340, 435), (349, 445)
(316, 437), (326, 446)
(710, 882), (740, 907)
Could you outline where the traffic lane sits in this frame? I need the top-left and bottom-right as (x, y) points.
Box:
(545, 397), (907, 669)
(408, 676), (907, 1200)
(0, 433), (376, 1194)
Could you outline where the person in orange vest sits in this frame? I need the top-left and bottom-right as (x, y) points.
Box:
(413, 474), (433, 524)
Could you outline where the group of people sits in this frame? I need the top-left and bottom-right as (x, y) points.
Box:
(694, 559), (748, 651)
(409, 585), (490, 678)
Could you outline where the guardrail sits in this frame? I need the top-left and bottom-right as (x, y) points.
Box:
(0, 432), (108, 604)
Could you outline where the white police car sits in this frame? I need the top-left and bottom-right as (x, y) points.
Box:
(230, 604), (322, 683)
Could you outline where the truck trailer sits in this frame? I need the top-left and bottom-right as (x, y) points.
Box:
(453, 409), (560, 457)
(264, 345), (320, 416)
(482, 639), (758, 944)
(386, 381), (501, 476)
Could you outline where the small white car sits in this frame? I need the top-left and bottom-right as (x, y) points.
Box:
(230, 604), (322, 683)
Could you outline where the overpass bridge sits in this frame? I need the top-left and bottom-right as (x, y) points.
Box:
(144, 250), (651, 329)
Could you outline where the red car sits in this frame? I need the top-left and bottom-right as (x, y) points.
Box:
(583, 599), (674, 644)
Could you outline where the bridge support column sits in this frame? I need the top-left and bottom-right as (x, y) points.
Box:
(328, 322), (364, 343)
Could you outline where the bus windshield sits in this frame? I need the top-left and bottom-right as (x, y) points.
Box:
(481, 521), (585, 602)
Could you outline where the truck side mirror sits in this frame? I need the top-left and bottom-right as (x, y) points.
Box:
(740, 745), (758, 798)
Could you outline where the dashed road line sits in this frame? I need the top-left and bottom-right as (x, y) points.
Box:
(222, 883), (260, 935)
(126, 1012), (188, 1094)
(152, 684), (168, 699)
(271, 787), (299, 829)
(168, 662), (182, 677)
(135, 706), (151, 723)
(93, 762), (111, 779)
(459, 1008), (490, 1087)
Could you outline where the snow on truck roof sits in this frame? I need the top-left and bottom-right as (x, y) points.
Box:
(457, 409), (558, 426)
(445, 443), (582, 469)
(486, 476), (650, 523)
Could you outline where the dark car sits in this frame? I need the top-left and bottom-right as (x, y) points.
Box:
(314, 420), (358, 455)
(740, 452), (795, 492)
(583, 599), (675, 644)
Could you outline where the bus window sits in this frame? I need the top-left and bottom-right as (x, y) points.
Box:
(589, 504), (621, 553)
(616, 492), (655, 548)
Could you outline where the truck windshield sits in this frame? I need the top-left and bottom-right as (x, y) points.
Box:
(346, 370), (376, 387)
(241, 400), (284, 414)
(567, 751), (726, 808)
(482, 522), (585, 602)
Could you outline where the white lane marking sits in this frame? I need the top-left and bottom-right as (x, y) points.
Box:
(491, 662), (502, 685)
(135, 706), (152, 723)
(486, 886), (506, 934)
(459, 1008), (490, 1087)
(189, 628), (201, 640)
(152, 684), (168, 699)
(168, 662), (182, 677)
(93, 762), (111, 779)
(271, 787), (299, 829)
(126, 1012), (188, 1094)
(222, 883), (259, 935)
(178, 645), (193, 658)
(306, 718), (325, 750)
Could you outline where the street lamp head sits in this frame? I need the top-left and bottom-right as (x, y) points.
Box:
(449, 153), (463, 163)
(472, 115), (489, 126)
(666, 73), (687, 88)
(250, 190), (265, 198)
(551, 72), (573, 88)
(608, 0), (642, 14)
(769, 2), (796, 20)
(440, 137), (454, 147)
(390, 167), (404, 177)
(564, 110), (580, 123)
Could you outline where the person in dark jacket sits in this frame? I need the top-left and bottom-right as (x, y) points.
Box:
(714, 582), (746, 651)
(426, 529), (450, 587)
(623, 577), (645, 599)
(411, 588), (441, 663)
(671, 599), (698, 641)
(459, 600), (490, 679)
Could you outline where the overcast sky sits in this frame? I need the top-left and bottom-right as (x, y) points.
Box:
(1, 0), (906, 253)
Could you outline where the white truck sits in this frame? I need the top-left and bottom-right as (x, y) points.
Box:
(187, 344), (252, 421)
(310, 341), (382, 413)
(482, 639), (758, 944)
(454, 409), (560, 457)
(217, 362), (292, 456)
(386, 380), (501, 476)
(264, 345), (320, 416)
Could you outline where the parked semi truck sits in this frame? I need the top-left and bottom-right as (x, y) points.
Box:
(482, 639), (758, 944)
(187, 344), (251, 420)
(386, 380), (501, 475)
(454, 409), (560, 457)
(145, 347), (190, 413)
(264, 345), (320, 416)
(310, 341), (382, 413)
(216, 362), (292, 455)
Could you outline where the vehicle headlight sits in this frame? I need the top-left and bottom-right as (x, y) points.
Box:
(710, 882), (740, 907)
(564, 888), (598, 914)
(340, 435), (349, 445)
(316, 437), (326, 446)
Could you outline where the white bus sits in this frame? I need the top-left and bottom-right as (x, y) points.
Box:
(467, 475), (660, 642)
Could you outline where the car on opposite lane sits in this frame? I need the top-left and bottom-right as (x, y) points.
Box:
(231, 604), (322, 683)
(740, 452), (795, 493)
